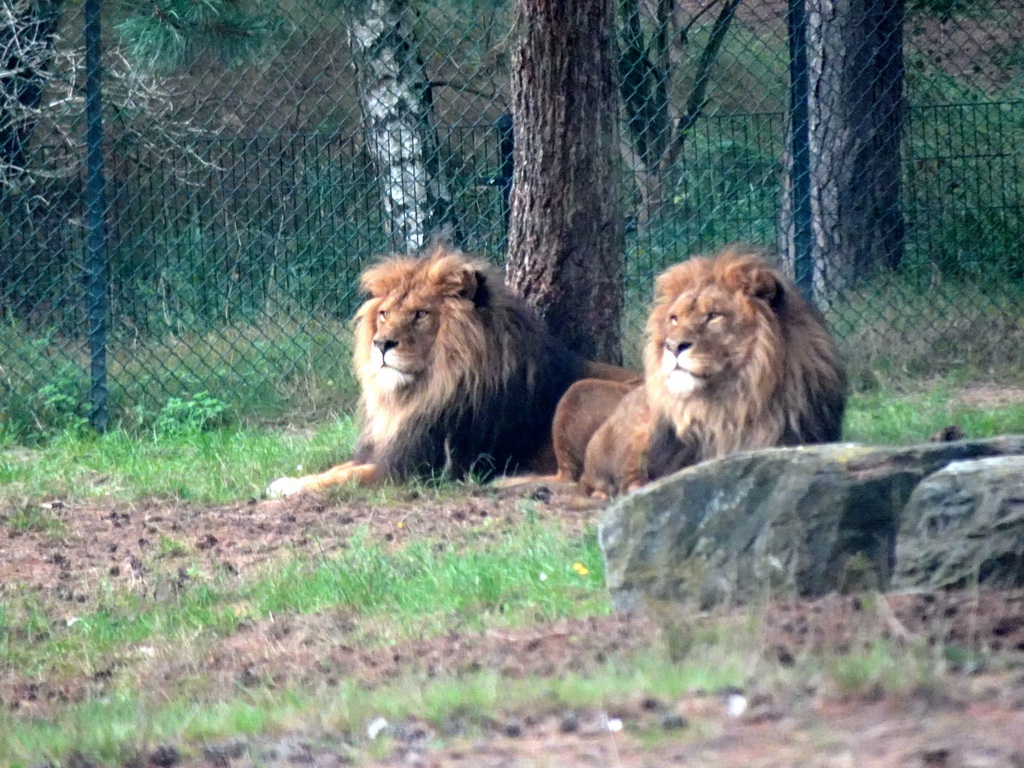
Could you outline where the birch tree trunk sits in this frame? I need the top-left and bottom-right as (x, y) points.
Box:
(506, 0), (623, 364)
(348, 0), (454, 252)
(779, 0), (906, 302)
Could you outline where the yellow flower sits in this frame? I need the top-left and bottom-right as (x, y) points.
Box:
(572, 562), (589, 576)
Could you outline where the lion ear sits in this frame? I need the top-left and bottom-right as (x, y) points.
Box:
(427, 257), (484, 301)
(731, 262), (785, 311)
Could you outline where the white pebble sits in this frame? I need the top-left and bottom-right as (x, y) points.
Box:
(367, 716), (389, 740)
(726, 694), (748, 718)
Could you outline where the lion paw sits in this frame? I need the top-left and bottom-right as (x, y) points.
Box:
(266, 476), (308, 498)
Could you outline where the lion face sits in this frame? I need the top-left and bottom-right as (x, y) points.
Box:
(365, 296), (444, 392)
(647, 261), (781, 397)
(353, 248), (493, 401)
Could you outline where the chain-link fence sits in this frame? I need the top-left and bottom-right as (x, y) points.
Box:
(2, 0), (1022, 438)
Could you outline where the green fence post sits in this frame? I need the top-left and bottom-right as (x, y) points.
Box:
(85, 0), (109, 431)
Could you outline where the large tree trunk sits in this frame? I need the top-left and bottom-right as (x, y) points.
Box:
(506, 0), (623, 364)
(348, 0), (455, 252)
(779, 0), (906, 302)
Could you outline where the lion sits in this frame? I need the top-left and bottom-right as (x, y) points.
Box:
(578, 245), (847, 496)
(578, 384), (652, 498)
(548, 377), (639, 484)
(267, 244), (636, 496)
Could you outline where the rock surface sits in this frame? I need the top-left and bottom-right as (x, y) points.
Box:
(895, 455), (1024, 590)
(599, 437), (1024, 613)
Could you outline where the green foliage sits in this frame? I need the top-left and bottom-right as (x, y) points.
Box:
(0, 518), (605, 683)
(0, 313), (360, 445)
(2, 502), (68, 539)
(826, 639), (932, 698)
(153, 391), (229, 437)
(115, 0), (282, 73)
(0, 329), (90, 443)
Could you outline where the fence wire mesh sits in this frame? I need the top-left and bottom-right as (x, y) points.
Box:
(1, 0), (1022, 437)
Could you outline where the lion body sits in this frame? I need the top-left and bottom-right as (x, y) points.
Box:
(579, 384), (652, 498)
(582, 246), (847, 496)
(550, 378), (638, 484)
(268, 245), (635, 496)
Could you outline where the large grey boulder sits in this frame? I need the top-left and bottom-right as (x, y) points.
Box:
(894, 455), (1024, 590)
(599, 437), (1024, 613)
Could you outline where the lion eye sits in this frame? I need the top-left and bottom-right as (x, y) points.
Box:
(413, 309), (429, 322)
(378, 310), (389, 322)
(707, 311), (721, 322)
(668, 314), (679, 326)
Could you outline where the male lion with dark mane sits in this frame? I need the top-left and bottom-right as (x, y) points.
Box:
(577, 245), (847, 497)
(268, 244), (635, 496)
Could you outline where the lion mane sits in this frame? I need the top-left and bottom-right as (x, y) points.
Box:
(580, 245), (847, 496)
(268, 244), (634, 496)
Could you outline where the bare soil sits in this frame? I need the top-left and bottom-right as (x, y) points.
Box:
(2, 485), (1024, 767)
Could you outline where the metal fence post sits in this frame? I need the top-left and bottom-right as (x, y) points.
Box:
(788, 0), (814, 297)
(85, 0), (109, 431)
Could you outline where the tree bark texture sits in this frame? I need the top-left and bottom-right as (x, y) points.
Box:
(779, 0), (906, 301)
(506, 0), (624, 364)
(348, 0), (454, 252)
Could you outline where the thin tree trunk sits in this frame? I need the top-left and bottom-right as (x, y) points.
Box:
(665, 0), (741, 168)
(348, 0), (455, 252)
(780, 0), (906, 301)
(506, 0), (623, 364)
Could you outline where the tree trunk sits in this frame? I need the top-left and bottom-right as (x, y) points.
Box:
(779, 0), (906, 302)
(506, 0), (623, 364)
(348, 0), (455, 252)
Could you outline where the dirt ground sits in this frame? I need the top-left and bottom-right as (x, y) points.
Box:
(2, 484), (1024, 767)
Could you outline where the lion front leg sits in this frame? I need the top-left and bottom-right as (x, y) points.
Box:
(267, 462), (379, 497)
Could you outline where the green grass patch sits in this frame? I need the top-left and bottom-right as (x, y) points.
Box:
(844, 384), (1024, 446)
(0, 417), (359, 505)
(0, 519), (607, 680)
(0, 648), (740, 768)
(0, 601), (951, 768)
(2, 375), (1023, 507)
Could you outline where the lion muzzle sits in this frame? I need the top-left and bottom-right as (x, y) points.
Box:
(661, 343), (703, 395)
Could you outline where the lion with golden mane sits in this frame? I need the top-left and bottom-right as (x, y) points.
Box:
(577, 245), (847, 497)
(268, 244), (635, 496)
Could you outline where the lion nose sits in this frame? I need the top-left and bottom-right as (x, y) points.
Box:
(374, 339), (398, 355)
(665, 339), (692, 355)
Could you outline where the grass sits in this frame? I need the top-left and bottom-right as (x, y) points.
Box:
(0, 648), (748, 767)
(2, 372), (1023, 506)
(0, 520), (607, 677)
(2, 378), (1023, 765)
(0, 517), (612, 766)
(0, 416), (359, 505)
(843, 382), (1024, 445)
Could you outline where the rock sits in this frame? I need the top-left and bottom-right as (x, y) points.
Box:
(148, 745), (180, 767)
(599, 437), (1024, 613)
(895, 456), (1024, 590)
